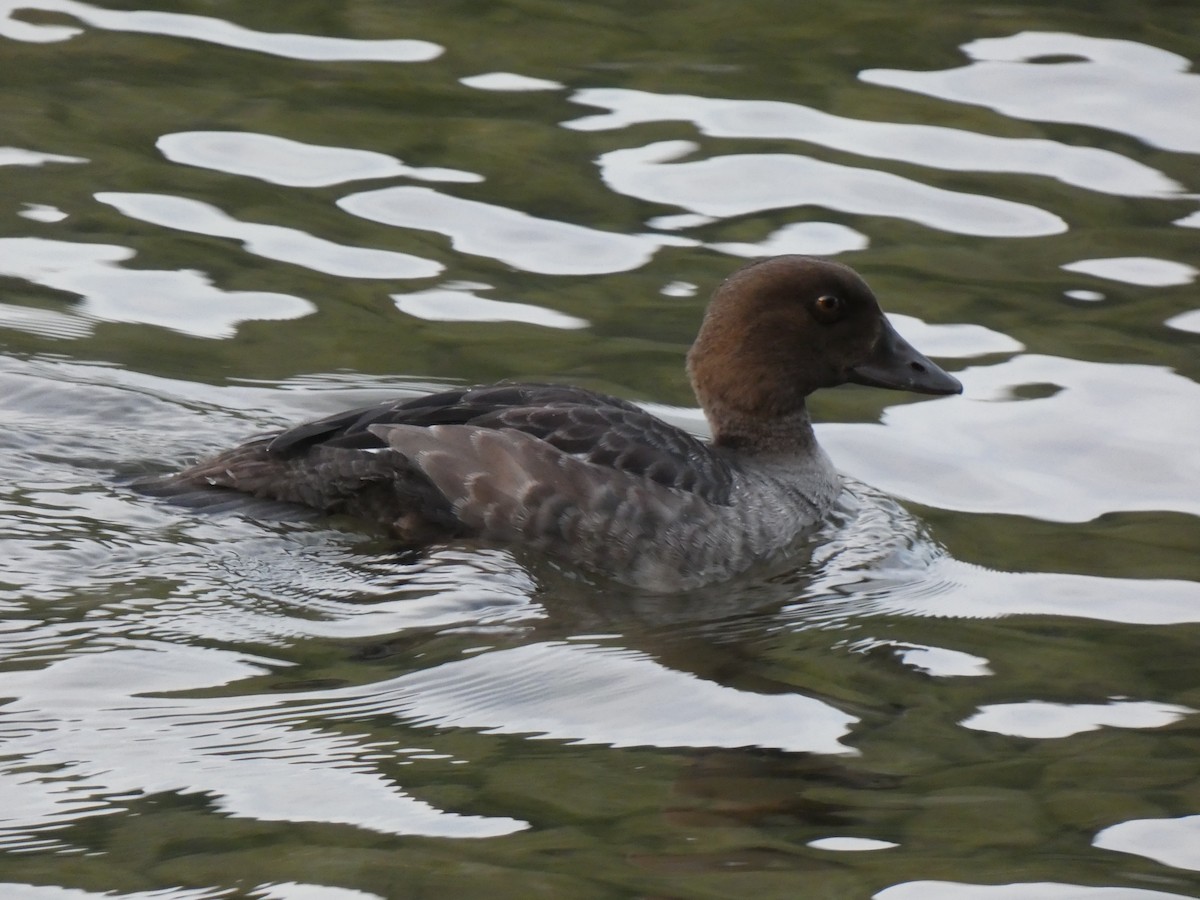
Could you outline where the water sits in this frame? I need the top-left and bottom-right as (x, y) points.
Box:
(1, 1), (1199, 898)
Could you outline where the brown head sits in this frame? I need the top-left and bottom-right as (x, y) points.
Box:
(687, 256), (961, 447)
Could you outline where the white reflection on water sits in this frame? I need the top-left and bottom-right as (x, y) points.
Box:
(0, 147), (86, 167)
(1061, 256), (1198, 287)
(0, 301), (91, 340)
(96, 193), (443, 280)
(158, 132), (480, 188)
(660, 281), (696, 298)
(847, 639), (992, 677)
(707, 221), (870, 258)
(0, 237), (314, 339)
(788, 483), (1200, 627)
(961, 699), (1193, 739)
(460, 72), (564, 91)
(598, 141), (1067, 237)
(17, 203), (68, 223)
(315, 641), (858, 755)
(876, 881), (1193, 899)
(340, 186), (678, 275)
(820, 354), (1200, 522)
(843, 555), (1200, 626)
(0, 885), (227, 900)
(808, 837), (898, 852)
(0, 627), (853, 848)
(0, 885), (380, 900)
(566, 87), (1182, 198)
(152, 544), (544, 645)
(861, 31), (1200, 154)
(885, 314), (1024, 358)
(254, 884), (384, 900)
(647, 212), (715, 231)
(1166, 310), (1200, 334)
(1094, 815), (1200, 872)
(0, 644), (528, 846)
(736, 479), (1200, 629)
(0, 0), (442, 61)
(393, 284), (588, 329)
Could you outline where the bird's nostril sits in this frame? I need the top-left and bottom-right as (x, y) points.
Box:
(911, 361), (927, 373)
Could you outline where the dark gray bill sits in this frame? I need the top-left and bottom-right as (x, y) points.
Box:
(848, 317), (963, 395)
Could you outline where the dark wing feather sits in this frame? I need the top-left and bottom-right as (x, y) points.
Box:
(266, 384), (638, 454)
(471, 405), (732, 503)
(266, 382), (733, 504)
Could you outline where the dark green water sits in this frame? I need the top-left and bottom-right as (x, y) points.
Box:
(1, 2), (1199, 898)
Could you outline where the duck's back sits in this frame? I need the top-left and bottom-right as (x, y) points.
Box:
(268, 383), (733, 499)
(150, 384), (726, 530)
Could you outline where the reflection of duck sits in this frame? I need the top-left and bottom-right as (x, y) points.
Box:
(150, 256), (960, 590)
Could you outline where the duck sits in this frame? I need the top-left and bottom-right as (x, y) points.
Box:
(149, 256), (962, 591)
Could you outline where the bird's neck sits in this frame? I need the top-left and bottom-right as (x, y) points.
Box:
(705, 401), (819, 456)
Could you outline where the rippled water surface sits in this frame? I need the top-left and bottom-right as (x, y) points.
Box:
(2, 2), (1199, 898)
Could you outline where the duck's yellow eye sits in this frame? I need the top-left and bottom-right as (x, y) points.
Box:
(812, 295), (842, 322)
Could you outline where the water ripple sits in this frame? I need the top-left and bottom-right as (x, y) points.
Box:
(876, 882), (1194, 899)
(598, 141), (1067, 238)
(820, 354), (1200, 522)
(0, 238), (314, 339)
(1061, 256), (1197, 287)
(315, 640), (859, 755)
(861, 31), (1200, 154)
(96, 193), (443, 281)
(392, 284), (588, 329)
(0, 885), (228, 899)
(1094, 815), (1200, 872)
(0, 644), (528, 846)
(0, 148), (86, 167)
(339, 186), (677, 275)
(0, 0), (442, 62)
(157, 132), (480, 188)
(961, 699), (1194, 739)
(568, 86), (1182, 197)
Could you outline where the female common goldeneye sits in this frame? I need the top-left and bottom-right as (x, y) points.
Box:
(151, 256), (961, 590)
